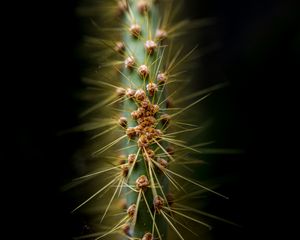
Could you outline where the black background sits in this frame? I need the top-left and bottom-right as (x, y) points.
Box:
(5, 0), (298, 239)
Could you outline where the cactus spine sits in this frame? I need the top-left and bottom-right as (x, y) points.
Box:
(68, 0), (238, 239)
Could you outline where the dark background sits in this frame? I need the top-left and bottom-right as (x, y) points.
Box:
(5, 0), (298, 239)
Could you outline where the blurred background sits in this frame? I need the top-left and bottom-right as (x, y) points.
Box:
(5, 0), (298, 239)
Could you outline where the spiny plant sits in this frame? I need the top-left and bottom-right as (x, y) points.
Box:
(66, 0), (239, 239)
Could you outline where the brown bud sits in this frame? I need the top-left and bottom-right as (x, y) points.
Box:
(143, 148), (155, 160)
(138, 135), (149, 147)
(126, 127), (136, 139)
(145, 40), (157, 55)
(134, 89), (146, 101)
(122, 223), (130, 236)
(166, 193), (175, 206)
(127, 204), (136, 218)
(146, 83), (158, 96)
(143, 116), (156, 126)
(116, 87), (126, 98)
(153, 195), (164, 211)
(117, 154), (126, 165)
(166, 98), (174, 108)
(114, 41), (125, 53)
(157, 158), (168, 169)
(155, 29), (167, 41)
(152, 104), (160, 114)
(118, 117), (128, 128)
(118, 198), (127, 209)
(136, 175), (149, 190)
(129, 24), (141, 37)
(142, 232), (153, 240)
(134, 125), (143, 135)
(157, 72), (168, 85)
(166, 146), (175, 155)
(125, 56), (135, 69)
(121, 164), (129, 177)
(160, 113), (171, 126)
(138, 64), (149, 78)
(154, 129), (163, 139)
(137, 0), (150, 14)
(131, 110), (140, 120)
(117, 0), (128, 16)
(137, 107), (146, 115)
(127, 154), (136, 164)
(140, 100), (150, 109)
(125, 88), (136, 98)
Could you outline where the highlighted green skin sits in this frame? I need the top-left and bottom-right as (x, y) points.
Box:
(121, 1), (168, 238)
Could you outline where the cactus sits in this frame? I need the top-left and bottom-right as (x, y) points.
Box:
(67, 0), (239, 239)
